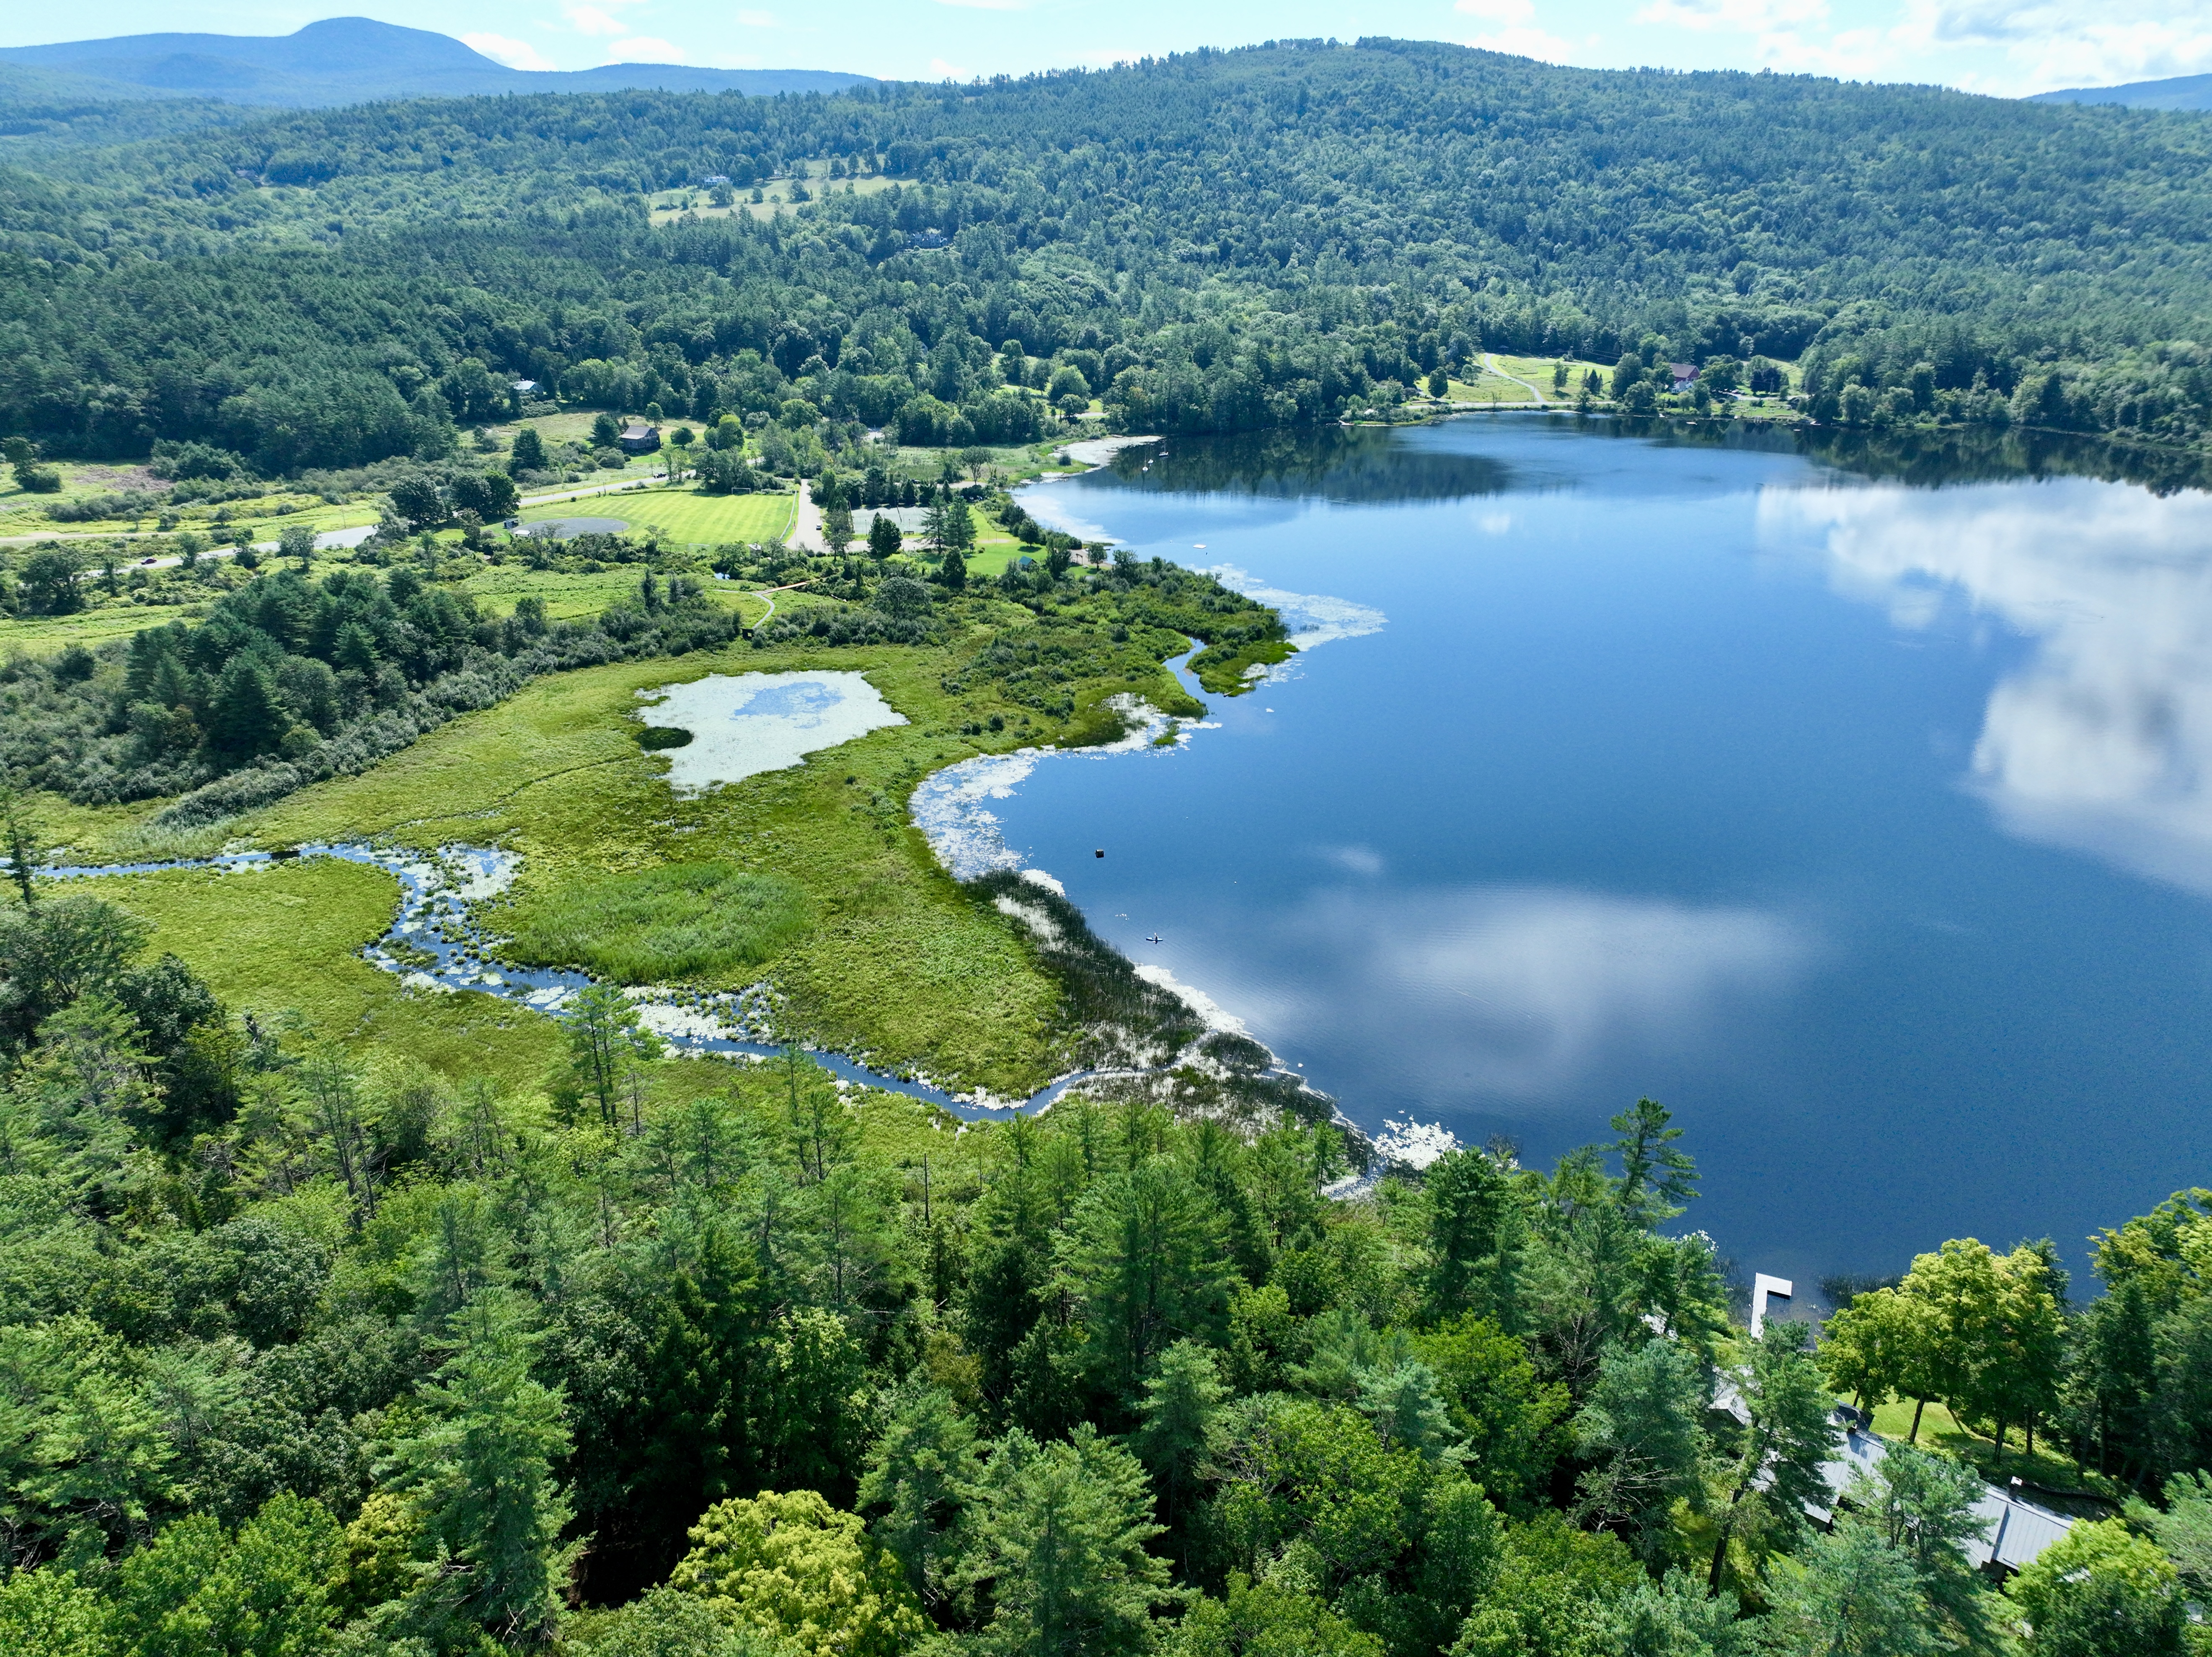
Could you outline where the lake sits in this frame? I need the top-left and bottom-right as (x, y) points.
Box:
(1002, 416), (2212, 1293)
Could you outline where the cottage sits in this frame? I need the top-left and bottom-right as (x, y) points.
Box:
(1820, 1415), (2074, 1572)
(510, 379), (540, 396)
(701, 173), (731, 186)
(618, 423), (662, 455)
(1670, 362), (1699, 390)
(1723, 1271), (2076, 1577)
(912, 227), (952, 250)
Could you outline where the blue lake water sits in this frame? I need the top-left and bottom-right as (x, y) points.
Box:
(1007, 417), (2212, 1290)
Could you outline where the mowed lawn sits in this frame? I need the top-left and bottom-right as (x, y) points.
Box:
(518, 487), (796, 545)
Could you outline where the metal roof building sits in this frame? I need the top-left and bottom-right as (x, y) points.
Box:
(1818, 1418), (2077, 1571)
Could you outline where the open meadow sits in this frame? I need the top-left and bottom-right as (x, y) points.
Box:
(649, 163), (898, 225)
(74, 856), (569, 1086)
(517, 486), (797, 545)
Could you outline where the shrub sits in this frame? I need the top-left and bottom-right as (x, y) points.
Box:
(670, 1489), (925, 1657)
(150, 440), (249, 481)
(45, 490), (163, 523)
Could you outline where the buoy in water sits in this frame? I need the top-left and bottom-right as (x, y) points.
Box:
(1095, 848), (1105, 858)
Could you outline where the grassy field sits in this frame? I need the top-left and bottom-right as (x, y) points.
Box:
(1435, 355), (1615, 405)
(203, 639), (1098, 1094)
(55, 853), (980, 1131)
(114, 602), (1198, 1094)
(67, 856), (570, 1087)
(0, 555), (768, 661)
(649, 165), (897, 225)
(0, 604), (202, 657)
(1866, 1396), (2128, 1507)
(457, 564), (766, 625)
(0, 485), (382, 547)
(519, 487), (797, 545)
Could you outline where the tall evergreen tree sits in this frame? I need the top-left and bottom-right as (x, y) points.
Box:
(384, 1289), (575, 1649)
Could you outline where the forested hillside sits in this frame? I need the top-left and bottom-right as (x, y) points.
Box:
(4, 37), (2212, 474)
(5, 865), (2211, 1657)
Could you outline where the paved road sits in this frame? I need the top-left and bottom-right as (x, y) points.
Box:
(787, 479), (823, 551)
(127, 521), (380, 573)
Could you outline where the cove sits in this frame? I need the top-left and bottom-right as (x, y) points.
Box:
(1003, 416), (2212, 1290)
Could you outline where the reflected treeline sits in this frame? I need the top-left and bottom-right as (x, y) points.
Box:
(1103, 415), (2212, 503)
(1795, 424), (2212, 498)
(1104, 423), (1520, 503)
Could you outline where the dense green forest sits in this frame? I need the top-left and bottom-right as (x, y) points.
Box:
(4, 37), (2212, 475)
(3, 867), (2212, 1655)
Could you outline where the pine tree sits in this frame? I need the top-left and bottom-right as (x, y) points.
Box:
(1706, 1321), (1840, 1592)
(385, 1289), (575, 1648)
(857, 1382), (982, 1609)
(207, 656), (289, 756)
(567, 983), (660, 1128)
(951, 1426), (1178, 1657)
(1134, 1340), (1226, 1549)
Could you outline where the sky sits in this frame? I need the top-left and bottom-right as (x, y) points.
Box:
(4, 0), (2209, 98)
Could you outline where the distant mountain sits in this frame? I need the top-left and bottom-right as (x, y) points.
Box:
(0, 17), (876, 108)
(2031, 72), (2212, 111)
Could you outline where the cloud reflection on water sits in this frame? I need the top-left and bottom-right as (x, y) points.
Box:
(1205, 885), (1816, 1102)
(1765, 480), (2212, 896)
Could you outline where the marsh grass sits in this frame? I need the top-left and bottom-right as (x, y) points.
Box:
(75, 857), (567, 1086)
(99, 818), (241, 863)
(501, 859), (810, 981)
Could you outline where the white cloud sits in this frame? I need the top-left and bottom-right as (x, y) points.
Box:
(565, 5), (630, 36)
(606, 36), (686, 62)
(1455, 3), (1583, 61)
(1318, 844), (1386, 877)
(463, 32), (558, 70)
(1894, 0), (2212, 92)
(929, 56), (972, 78)
(1765, 480), (2212, 896)
(1465, 24), (1584, 61)
(1207, 886), (1817, 1100)
(1636, 0), (1828, 32)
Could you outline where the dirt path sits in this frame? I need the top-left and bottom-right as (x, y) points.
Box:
(1483, 353), (1549, 404)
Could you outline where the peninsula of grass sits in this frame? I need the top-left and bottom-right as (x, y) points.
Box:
(227, 637), (1143, 1093)
(1188, 635), (1295, 689)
